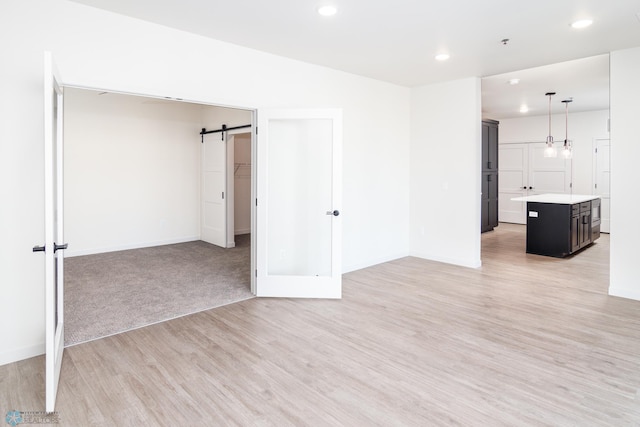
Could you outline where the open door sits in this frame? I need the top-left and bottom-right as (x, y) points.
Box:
(34, 51), (66, 412)
(201, 132), (228, 247)
(256, 109), (342, 298)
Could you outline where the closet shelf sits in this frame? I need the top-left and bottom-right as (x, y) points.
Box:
(234, 162), (251, 174)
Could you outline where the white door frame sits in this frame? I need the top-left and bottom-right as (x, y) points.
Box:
(225, 128), (254, 248)
(593, 138), (611, 233)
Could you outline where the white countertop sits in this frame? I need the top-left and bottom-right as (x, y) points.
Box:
(511, 193), (600, 204)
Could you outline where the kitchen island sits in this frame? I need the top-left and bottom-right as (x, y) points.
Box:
(511, 194), (601, 258)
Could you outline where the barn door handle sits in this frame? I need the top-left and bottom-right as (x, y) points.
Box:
(54, 243), (68, 253)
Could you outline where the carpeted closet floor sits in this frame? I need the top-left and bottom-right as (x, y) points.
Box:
(64, 234), (253, 346)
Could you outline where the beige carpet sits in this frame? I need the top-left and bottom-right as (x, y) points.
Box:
(64, 235), (253, 346)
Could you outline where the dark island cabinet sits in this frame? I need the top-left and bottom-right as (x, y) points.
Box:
(527, 199), (600, 258)
(481, 119), (499, 233)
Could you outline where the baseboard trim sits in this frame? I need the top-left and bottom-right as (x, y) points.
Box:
(235, 228), (251, 235)
(0, 343), (44, 367)
(609, 287), (640, 302)
(65, 237), (200, 258)
(343, 252), (411, 274)
(409, 251), (482, 269)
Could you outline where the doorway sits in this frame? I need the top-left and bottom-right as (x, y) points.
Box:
(63, 87), (254, 345)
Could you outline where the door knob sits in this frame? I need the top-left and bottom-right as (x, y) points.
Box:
(54, 243), (68, 253)
(33, 245), (45, 252)
(326, 210), (340, 217)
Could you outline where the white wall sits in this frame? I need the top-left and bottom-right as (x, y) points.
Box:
(0, 0), (411, 365)
(410, 78), (482, 268)
(499, 110), (610, 195)
(609, 47), (640, 301)
(64, 89), (203, 256)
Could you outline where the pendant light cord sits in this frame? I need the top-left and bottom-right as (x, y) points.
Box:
(545, 92), (555, 144)
(549, 94), (552, 141)
(565, 101), (568, 144)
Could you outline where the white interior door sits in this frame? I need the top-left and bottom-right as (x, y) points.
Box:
(594, 138), (611, 233)
(256, 109), (342, 298)
(498, 143), (528, 224)
(498, 142), (572, 224)
(528, 142), (572, 195)
(40, 51), (65, 413)
(201, 133), (228, 247)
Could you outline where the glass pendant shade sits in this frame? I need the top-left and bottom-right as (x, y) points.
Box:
(561, 140), (572, 159)
(544, 141), (557, 158)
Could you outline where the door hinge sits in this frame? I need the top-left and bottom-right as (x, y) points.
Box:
(595, 183), (598, 189)
(255, 198), (258, 206)
(222, 192), (225, 199)
(255, 269), (257, 277)
(255, 127), (258, 135)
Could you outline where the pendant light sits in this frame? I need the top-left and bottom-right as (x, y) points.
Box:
(561, 99), (573, 159)
(543, 92), (557, 158)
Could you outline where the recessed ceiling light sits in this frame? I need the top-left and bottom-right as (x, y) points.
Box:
(519, 105), (529, 113)
(571, 19), (593, 29)
(317, 5), (337, 16)
(508, 78), (520, 85)
(435, 53), (450, 61)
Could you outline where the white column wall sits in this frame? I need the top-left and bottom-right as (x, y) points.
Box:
(0, 0), (410, 364)
(410, 78), (482, 268)
(609, 47), (640, 301)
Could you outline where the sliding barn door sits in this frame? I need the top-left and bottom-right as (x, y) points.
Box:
(256, 109), (342, 298)
(201, 133), (228, 248)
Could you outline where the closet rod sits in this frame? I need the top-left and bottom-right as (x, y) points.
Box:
(200, 124), (252, 142)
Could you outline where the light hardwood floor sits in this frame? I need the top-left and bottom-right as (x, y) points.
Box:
(1, 224), (639, 426)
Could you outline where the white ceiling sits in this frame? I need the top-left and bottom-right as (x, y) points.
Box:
(70, 0), (640, 118)
(481, 54), (611, 119)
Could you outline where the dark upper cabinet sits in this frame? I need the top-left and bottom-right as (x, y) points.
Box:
(482, 119), (499, 172)
(481, 120), (499, 233)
